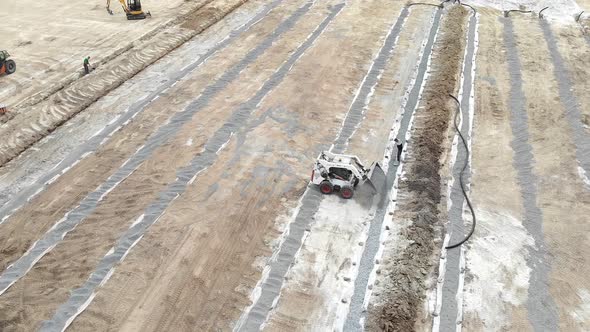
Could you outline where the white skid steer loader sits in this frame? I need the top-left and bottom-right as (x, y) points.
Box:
(311, 151), (385, 199)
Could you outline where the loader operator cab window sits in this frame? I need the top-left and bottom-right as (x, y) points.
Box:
(329, 167), (352, 181)
(128, 0), (140, 11)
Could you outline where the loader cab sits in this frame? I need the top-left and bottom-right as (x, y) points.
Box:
(328, 167), (353, 181)
(127, 0), (142, 12)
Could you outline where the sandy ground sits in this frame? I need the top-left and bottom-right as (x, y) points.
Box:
(2, 0), (441, 330)
(0, 0), (327, 329)
(514, 16), (590, 330)
(462, 6), (590, 332)
(0, 0), (268, 210)
(552, 24), (590, 137)
(262, 5), (435, 331)
(0, 0), (252, 167)
(0, 0), (589, 331)
(462, 11), (530, 331)
(0, 0), (188, 106)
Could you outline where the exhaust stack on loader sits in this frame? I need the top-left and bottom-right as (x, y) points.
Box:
(311, 151), (384, 199)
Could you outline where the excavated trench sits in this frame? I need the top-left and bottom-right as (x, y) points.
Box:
(368, 5), (468, 331)
(344, 6), (442, 331)
(2, 1), (589, 331)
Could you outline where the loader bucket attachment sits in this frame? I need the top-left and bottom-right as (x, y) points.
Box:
(364, 162), (386, 194)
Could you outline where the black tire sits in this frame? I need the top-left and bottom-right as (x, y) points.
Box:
(340, 185), (354, 199)
(319, 180), (333, 195)
(5, 60), (16, 75)
(127, 13), (146, 20)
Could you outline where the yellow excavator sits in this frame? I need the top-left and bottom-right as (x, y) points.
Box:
(107, 0), (151, 20)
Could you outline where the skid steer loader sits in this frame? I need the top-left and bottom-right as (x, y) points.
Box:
(0, 51), (16, 76)
(311, 151), (384, 199)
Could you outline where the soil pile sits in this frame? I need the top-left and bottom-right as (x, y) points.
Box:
(370, 5), (468, 331)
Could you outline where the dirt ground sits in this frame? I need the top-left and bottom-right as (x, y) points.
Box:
(0, 0), (187, 106)
(463, 9), (590, 331)
(365, 5), (468, 331)
(0, 0), (589, 331)
(262, 5), (435, 330)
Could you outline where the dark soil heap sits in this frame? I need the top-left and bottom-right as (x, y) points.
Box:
(371, 5), (468, 331)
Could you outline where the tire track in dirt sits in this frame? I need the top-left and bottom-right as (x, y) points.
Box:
(513, 17), (590, 330)
(137, 170), (284, 332)
(549, 25), (590, 189)
(40, 3), (341, 331)
(539, 19), (590, 186)
(236, 5), (415, 331)
(460, 12), (530, 331)
(502, 16), (559, 331)
(0, 0), (316, 298)
(0, 0), (286, 225)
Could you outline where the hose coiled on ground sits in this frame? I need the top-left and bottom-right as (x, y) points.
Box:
(445, 94), (476, 249)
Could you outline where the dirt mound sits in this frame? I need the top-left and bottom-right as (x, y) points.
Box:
(369, 5), (468, 331)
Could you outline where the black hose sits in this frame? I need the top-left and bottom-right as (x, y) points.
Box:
(539, 6), (549, 19)
(445, 94), (476, 249)
(461, 3), (477, 15)
(504, 9), (533, 17)
(576, 11), (585, 22)
(408, 2), (444, 9)
(439, 0), (477, 15)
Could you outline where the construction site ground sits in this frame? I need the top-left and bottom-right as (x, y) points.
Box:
(0, 0), (589, 331)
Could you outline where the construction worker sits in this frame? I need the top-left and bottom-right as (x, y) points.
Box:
(394, 138), (403, 164)
(83, 56), (91, 75)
